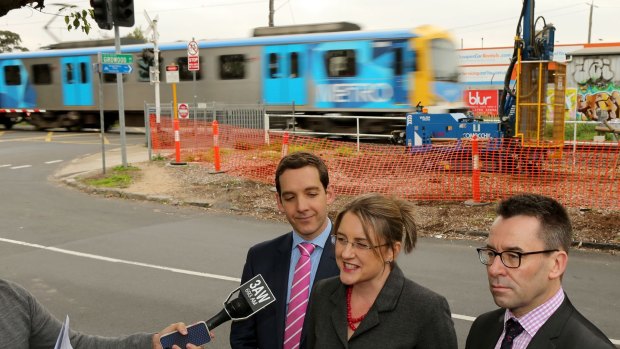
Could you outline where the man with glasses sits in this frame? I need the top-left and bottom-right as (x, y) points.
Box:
(465, 193), (614, 349)
(230, 152), (340, 349)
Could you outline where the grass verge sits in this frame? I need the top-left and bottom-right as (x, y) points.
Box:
(83, 165), (141, 188)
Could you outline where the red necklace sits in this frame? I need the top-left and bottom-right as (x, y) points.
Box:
(346, 286), (367, 331)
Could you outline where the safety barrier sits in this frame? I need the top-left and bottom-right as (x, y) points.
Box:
(149, 115), (620, 210)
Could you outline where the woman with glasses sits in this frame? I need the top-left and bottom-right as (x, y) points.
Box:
(305, 193), (457, 349)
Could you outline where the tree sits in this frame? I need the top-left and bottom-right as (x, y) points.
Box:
(126, 26), (145, 40)
(0, 0), (44, 18)
(0, 30), (28, 52)
(1, 0), (94, 34)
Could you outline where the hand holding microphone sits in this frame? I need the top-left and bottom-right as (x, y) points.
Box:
(159, 274), (275, 349)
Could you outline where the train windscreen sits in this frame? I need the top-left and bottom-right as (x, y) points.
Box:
(430, 39), (459, 82)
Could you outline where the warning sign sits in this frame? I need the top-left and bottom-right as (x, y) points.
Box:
(178, 103), (190, 119)
(166, 64), (179, 84)
(188, 40), (200, 71)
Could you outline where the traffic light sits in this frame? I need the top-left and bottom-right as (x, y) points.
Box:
(90, 0), (112, 30)
(113, 0), (135, 27)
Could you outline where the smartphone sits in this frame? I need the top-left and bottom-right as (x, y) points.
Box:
(159, 321), (210, 349)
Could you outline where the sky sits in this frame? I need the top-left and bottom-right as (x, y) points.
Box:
(2, 0), (619, 51)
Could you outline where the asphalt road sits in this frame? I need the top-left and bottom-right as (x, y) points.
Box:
(1, 129), (618, 348)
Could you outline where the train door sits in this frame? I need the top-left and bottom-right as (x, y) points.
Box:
(263, 45), (307, 105)
(60, 56), (94, 106)
(0, 59), (32, 108)
(391, 40), (414, 104)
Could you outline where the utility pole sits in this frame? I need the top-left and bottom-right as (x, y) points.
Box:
(269, 0), (274, 27)
(587, 1), (597, 43)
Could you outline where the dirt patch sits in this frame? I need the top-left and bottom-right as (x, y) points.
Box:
(98, 162), (620, 251)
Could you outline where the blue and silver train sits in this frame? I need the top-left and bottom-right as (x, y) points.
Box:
(0, 22), (463, 132)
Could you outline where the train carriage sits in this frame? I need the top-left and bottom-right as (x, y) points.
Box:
(0, 23), (462, 133)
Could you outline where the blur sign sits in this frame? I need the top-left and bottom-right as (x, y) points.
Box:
(464, 89), (499, 116)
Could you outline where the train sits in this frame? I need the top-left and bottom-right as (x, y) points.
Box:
(0, 22), (463, 133)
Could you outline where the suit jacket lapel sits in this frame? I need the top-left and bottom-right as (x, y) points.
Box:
(329, 283), (349, 348)
(315, 234), (339, 280)
(275, 232), (294, 349)
(343, 265), (404, 340)
(482, 311), (505, 349)
(527, 296), (573, 349)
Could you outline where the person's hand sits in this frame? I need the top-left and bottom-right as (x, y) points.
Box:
(152, 322), (187, 349)
(152, 322), (214, 349)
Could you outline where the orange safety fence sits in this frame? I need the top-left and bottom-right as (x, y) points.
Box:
(149, 115), (620, 210)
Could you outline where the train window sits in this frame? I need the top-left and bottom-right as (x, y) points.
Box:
(103, 74), (127, 83)
(219, 54), (246, 80)
(32, 64), (52, 85)
(394, 48), (403, 76)
(290, 52), (299, 78)
(65, 63), (74, 84)
(80, 62), (88, 83)
(4, 65), (21, 85)
(269, 53), (279, 78)
(324, 50), (356, 77)
(176, 57), (202, 81)
(430, 39), (459, 82)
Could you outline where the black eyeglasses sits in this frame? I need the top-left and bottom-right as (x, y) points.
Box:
(331, 234), (389, 251)
(476, 247), (559, 268)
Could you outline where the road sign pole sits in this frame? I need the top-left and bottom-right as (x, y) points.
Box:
(114, 25), (128, 167)
(172, 83), (184, 165)
(191, 38), (197, 140)
(153, 19), (161, 124)
(96, 55), (106, 175)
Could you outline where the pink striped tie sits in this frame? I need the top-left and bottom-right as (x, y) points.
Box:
(283, 242), (315, 349)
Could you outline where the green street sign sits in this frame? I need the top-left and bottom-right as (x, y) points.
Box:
(101, 53), (134, 64)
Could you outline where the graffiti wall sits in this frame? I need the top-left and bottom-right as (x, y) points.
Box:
(567, 55), (620, 121)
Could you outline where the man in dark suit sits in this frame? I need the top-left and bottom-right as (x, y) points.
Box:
(466, 193), (615, 349)
(230, 152), (340, 349)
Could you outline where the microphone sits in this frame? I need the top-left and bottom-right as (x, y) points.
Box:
(205, 274), (276, 330)
(206, 296), (251, 329)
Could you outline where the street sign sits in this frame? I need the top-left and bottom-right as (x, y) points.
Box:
(101, 53), (134, 64)
(102, 63), (133, 74)
(188, 56), (200, 71)
(187, 40), (199, 56)
(187, 40), (200, 71)
(166, 64), (179, 83)
(178, 103), (190, 119)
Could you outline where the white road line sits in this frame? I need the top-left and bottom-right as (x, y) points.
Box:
(45, 160), (64, 164)
(0, 237), (241, 283)
(451, 313), (476, 322)
(0, 164), (11, 168)
(0, 236), (618, 344)
(10, 165), (32, 169)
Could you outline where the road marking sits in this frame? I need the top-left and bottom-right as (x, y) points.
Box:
(451, 314), (476, 321)
(0, 135), (47, 142)
(101, 134), (110, 144)
(45, 132), (53, 142)
(10, 165), (32, 169)
(0, 236), (618, 344)
(45, 160), (64, 164)
(0, 164), (11, 168)
(0, 131), (4, 136)
(46, 133), (94, 139)
(0, 237), (241, 283)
